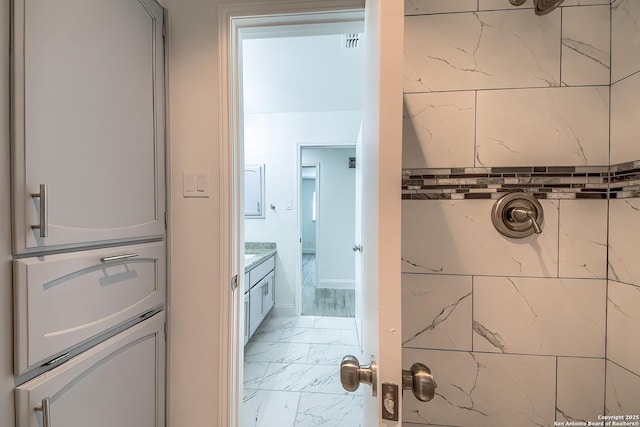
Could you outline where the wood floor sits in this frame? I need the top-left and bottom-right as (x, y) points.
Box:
(301, 254), (355, 317)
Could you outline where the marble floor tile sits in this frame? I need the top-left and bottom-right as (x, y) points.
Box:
(295, 392), (363, 427)
(241, 389), (301, 427)
(259, 362), (346, 395)
(244, 361), (270, 388)
(279, 327), (359, 346)
(313, 316), (356, 330)
(245, 341), (311, 364)
(306, 344), (363, 366)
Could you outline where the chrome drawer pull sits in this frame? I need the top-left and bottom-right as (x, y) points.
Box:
(34, 397), (51, 427)
(100, 253), (140, 263)
(30, 184), (48, 238)
(43, 352), (69, 366)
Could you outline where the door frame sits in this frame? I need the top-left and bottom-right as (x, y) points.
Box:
(218, 2), (365, 425)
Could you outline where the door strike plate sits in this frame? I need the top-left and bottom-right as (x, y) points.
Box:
(381, 382), (399, 421)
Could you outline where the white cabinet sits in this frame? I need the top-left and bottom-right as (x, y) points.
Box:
(244, 292), (250, 345)
(261, 272), (275, 317)
(11, 0), (166, 255)
(249, 284), (264, 337)
(16, 313), (165, 427)
(246, 256), (276, 340)
(13, 242), (165, 377)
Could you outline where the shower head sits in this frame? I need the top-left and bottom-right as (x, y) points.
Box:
(508, 0), (565, 15)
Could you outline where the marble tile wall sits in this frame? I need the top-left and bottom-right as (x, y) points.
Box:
(607, 0), (640, 416)
(401, 1), (640, 425)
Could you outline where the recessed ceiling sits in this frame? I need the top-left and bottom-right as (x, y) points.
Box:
(242, 34), (365, 115)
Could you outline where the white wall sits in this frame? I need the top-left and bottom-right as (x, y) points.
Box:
(301, 147), (356, 289)
(0, 0), (15, 424)
(244, 111), (361, 312)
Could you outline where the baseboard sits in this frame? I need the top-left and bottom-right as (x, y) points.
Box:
(272, 304), (297, 317)
(317, 279), (355, 290)
(302, 249), (316, 254)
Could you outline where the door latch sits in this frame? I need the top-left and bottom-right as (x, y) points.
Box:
(381, 382), (399, 421)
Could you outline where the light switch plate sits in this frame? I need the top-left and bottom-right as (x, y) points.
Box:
(184, 170), (210, 198)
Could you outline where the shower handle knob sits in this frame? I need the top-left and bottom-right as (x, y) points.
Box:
(509, 207), (542, 234)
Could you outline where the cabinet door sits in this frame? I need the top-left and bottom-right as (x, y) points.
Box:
(12, 0), (166, 255)
(14, 242), (165, 377)
(261, 271), (275, 316)
(244, 292), (250, 345)
(249, 284), (263, 337)
(16, 313), (165, 427)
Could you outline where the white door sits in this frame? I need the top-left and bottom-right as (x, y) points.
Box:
(350, 0), (406, 424)
(11, 0), (166, 255)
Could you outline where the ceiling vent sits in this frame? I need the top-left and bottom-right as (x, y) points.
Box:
(344, 33), (360, 49)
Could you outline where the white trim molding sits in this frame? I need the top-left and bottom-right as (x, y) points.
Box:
(217, 1), (364, 426)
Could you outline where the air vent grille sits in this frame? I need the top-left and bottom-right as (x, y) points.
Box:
(344, 33), (360, 49)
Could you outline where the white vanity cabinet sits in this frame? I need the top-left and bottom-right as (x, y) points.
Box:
(245, 255), (275, 341)
(15, 313), (165, 427)
(11, 0), (166, 255)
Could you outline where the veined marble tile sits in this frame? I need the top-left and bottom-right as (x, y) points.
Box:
(607, 281), (640, 376)
(611, 72), (640, 165)
(405, 0), (477, 15)
(278, 327), (359, 346)
(476, 87), (610, 166)
(244, 361), (270, 388)
(479, 0), (610, 10)
(558, 199), (607, 279)
(295, 393), (363, 427)
(403, 349), (556, 427)
(612, 0), (640, 83)
(609, 199), (640, 286)
(402, 200), (559, 277)
(402, 274), (472, 351)
(257, 315), (317, 333)
(241, 389), (300, 427)
(306, 343), (363, 366)
(259, 362), (346, 395)
(402, 92), (476, 168)
(313, 316), (356, 330)
(404, 10), (560, 93)
(556, 357), (605, 422)
(605, 361), (640, 415)
(562, 5), (610, 86)
(473, 277), (606, 357)
(244, 341), (311, 364)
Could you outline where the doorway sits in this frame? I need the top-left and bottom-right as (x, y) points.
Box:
(237, 14), (365, 427)
(300, 146), (357, 317)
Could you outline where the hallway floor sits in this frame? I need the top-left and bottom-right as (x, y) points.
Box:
(242, 314), (364, 427)
(301, 254), (355, 317)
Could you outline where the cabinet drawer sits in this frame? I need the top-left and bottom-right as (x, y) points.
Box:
(14, 242), (165, 376)
(249, 255), (275, 288)
(16, 313), (165, 427)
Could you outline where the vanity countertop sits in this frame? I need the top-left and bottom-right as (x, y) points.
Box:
(244, 242), (276, 272)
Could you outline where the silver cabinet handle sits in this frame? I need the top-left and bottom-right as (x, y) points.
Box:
(100, 253), (139, 263)
(34, 397), (51, 427)
(31, 184), (48, 237)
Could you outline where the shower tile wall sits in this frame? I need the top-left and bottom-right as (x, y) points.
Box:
(401, 1), (638, 425)
(607, 0), (640, 416)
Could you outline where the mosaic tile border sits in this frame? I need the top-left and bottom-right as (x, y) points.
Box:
(402, 161), (640, 200)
